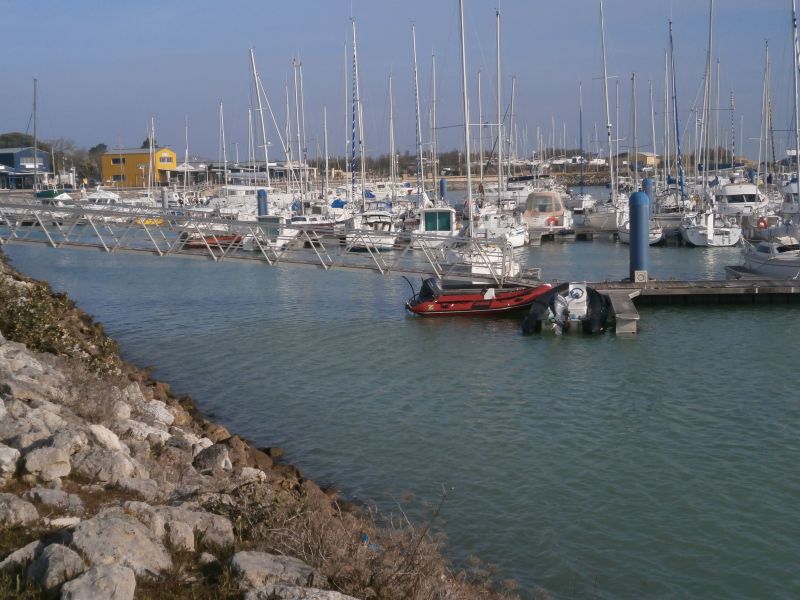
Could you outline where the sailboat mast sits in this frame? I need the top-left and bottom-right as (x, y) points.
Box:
(664, 50), (670, 187)
(431, 53), (439, 201)
(293, 59), (304, 202)
(579, 81), (585, 196)
(632, 72), (639, 191)
(389, 75), (397, 202)
(299, 61), (309, 197)
(249, 48), (272, 189)
(458, 0), (473, 239)
(649, 79), (657, 185)
(669, 20), (686, 206)
(792, 0), (800, 198)
(324, 106), (329, 197)
(478, 71), (484, 187)
(184, 116), (189, 193)
(599, 0), (615, 201)
(509, 75), (516, 181)
(412, 24), (425, 202)
(757, 42), (767, 190)
(496, 7), (503, 195)
(219, 103), (228, 200)
(33, 78), (38, 192)
(701, 0), (714, 194)
(352, 19), (366, 209)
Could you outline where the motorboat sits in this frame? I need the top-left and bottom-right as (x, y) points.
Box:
(519, 190), (571, 230)
(521, 282), (611, 335)
(410, 206), (459, 249)
(679, 211), (742, 247)
(345, 200), (398, 251)
(713, 180), (768, 221)
(741, 235), (800, 278)
(473, 212), (529, 248)
(617, 220), (665, 245)
(405, 277), (552, 317)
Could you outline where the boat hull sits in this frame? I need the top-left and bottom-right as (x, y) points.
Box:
(406, 278), (552, 316)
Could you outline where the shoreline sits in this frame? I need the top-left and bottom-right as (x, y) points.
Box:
(0, 250), (524, 599)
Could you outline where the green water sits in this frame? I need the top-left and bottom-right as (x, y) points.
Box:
(4, 241), (798, 599)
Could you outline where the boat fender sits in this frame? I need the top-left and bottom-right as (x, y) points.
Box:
(757, 217), (768, 230)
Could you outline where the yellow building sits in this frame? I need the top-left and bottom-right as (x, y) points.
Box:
(101, 147), (177, 188)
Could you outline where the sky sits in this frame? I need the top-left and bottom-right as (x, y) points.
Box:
(0, 0), (793, 163)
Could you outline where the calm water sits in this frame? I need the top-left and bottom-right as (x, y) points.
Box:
(4, 239), (799, 599)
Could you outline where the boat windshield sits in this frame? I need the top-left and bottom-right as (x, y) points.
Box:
(525, 195), (560, 214)
(424, 210), (452, 232)
(722, 194), (758, 203)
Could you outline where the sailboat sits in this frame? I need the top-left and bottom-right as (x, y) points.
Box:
(405, 0), (551, 317)
(679, 0), (742, 247)
(739, 0), (800, 277)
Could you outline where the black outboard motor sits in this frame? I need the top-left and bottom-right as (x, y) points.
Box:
(521, 283), (568, 335)
(581, 288), (612, 334)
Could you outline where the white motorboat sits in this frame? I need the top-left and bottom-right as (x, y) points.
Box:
(617, 220), (665, 245)
(473, 212), (529, 248)
(345, 201), (398, 251)
(411, 206), (459, 249)
(713, 180), (768, 221)
(679, 211), (742, 247)
(519, 190), (571, 230)
(741, 236), (800, 278)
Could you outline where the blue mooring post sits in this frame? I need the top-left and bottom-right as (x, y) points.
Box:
(439, 178), (447, 202)
(642, 178), (655, 206)
(629, 191), (650, 280)
(256, 189), (268, 216)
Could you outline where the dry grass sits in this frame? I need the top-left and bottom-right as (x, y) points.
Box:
(204, 481), (521, 600)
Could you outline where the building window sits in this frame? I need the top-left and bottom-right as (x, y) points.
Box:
(112, 157), (126, 165)
(112, 174), (125, 182)
(159, 156), (172, 164)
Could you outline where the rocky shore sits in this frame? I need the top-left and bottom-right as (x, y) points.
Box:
(0, 252), (521, 599)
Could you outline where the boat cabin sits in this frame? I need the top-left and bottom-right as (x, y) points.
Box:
(520, 190), (566, 227)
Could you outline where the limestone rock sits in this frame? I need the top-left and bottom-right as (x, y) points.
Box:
(198, 552), (218, 566)
(203, 423), (231, 443)
(193, 444), (232, 473)
(71, 447), (145, 484)
(120, 419), (171, 445)
(110, 400), (131, 422)
(0, 443), (20, 484)
(71, 512), (172, 576)
(166, 520), (195, 552)
(23, 487), (83, 512)
(115, 477), (160, 502)
(87, 423), (128, 453)
(140, 400), (175, 427)
(123, 501), (235, 549)
(222, 435), (273, 471)
(230, 551), (326, 590)
(23, 446), (71, 482)
(26, 543), (85, 591)
(61, 564), (136, 600)
(48, 427), (90, 456)
(0, 492), (38, 526)
(245, 586), (360, 600)
(0, 540), (45, 574)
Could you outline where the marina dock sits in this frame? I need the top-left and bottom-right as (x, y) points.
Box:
(591, 277), (800, 334)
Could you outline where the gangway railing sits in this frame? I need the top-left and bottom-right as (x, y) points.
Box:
(0, 199), (531, 284)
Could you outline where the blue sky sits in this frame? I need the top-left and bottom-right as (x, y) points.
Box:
(0, 1), (792, 161)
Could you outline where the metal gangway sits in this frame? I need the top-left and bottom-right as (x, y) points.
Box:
(0, 198), (534, 284)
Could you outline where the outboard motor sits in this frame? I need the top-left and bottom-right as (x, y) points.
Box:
(581, 288), (612, 334)
(551, 294), (569, 335)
